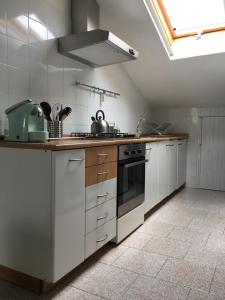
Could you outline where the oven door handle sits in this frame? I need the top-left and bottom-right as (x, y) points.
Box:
(124, 159), (149, 168)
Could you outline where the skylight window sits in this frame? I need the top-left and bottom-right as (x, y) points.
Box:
(156, 0), (225, 38)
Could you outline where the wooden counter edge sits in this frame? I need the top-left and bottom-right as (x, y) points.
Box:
(0, 134), (189, 151)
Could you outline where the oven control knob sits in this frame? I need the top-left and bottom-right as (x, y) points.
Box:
(131, 150), (137, 155)
(137, 149), (142, 154)
(124, 151), (131, 155)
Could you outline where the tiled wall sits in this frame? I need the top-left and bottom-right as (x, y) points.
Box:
(0, 0), (151, 134)
(152, 107), (225, 188)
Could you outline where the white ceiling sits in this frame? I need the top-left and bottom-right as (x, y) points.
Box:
(98, 0), (225, 107)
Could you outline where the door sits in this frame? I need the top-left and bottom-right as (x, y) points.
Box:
(200, 116), (225, 191)
(144, 143), (159, 213)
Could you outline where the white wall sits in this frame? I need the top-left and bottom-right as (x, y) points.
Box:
(0, 0), (151, 134)
(152, 107), (225, 188)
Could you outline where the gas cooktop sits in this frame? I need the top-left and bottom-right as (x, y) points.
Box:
(70, 132), (136, 139)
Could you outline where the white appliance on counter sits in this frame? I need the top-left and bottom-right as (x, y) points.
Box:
(114, 143), (148, 243)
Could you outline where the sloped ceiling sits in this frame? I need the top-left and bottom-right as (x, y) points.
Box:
(98, 0), (225, 107)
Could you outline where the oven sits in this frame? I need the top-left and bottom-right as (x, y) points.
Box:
(117, 143), (148, 218)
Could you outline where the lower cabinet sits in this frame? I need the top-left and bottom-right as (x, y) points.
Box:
(85, 197), (116, 234)
(158, 142), (170, 201)
(177, 140), (187, 188)
(0, 148), (86, 283)
(52, 150), (86, 282)
(145, 139), (187, 214)
(85, 146), (118, 260)
(144, 143), (160, 213)
(166, 142), (178, 195)
(85, 178), (117, 210)
(85, 218), (116, 258)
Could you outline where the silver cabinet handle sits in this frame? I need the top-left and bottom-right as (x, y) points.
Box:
(97, 171), (109, 175)
(96, 234), (108, 243)
(97, 153), (109, 156)
(97, 192), (109, 198)
(97, 213), (108, 221)
(125, 159), (149, 168)
(146, 148), (152, 151)
(166, 144), (174, 147)
(69, 158), (84, 162)
(178, 143), (182, 146)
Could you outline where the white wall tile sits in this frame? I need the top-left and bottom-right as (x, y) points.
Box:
(7, 10), (29, 43)
(7, 0), (29, 16)
(0, 0), (7, 35)
(7, 37), (29, 97)
(0, 0), (151, 135)
(28, 0), (49, 26)
(0, 33), (7, 64)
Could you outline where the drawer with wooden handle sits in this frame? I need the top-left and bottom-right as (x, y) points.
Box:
(86, 146), (117, 167)
(85, 198), (116, 234)
(85, 218), (116, 259)
(86, 177), (117, 210)
(85, 162), (117, 187)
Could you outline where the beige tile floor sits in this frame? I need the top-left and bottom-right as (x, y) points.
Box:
(1, 187), (225, 299)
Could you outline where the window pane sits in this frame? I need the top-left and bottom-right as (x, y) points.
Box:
(163, 0), (225, 34)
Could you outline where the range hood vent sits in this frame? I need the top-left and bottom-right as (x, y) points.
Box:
(58, 0), (138, 68)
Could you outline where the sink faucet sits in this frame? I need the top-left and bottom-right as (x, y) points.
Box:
(136, 118), (163, 137)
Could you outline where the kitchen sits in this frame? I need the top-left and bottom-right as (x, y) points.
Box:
(0, 0), (225, 299)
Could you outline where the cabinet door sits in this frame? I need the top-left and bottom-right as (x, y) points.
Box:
(177, 140), (187, 188)
(144, 143), (159, 213)
(158, 142), (169, 201)
(166, 143), (177, 195)
(52, 150), (85, 282)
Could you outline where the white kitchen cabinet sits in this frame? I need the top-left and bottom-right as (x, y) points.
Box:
(158, 141), (170, 201)
(52, 150), (85, 282)
(85, 198), (116, 234)
(166, 142), (177, 195)
(177, 140), (187, 188)
(144, 142), (160, 213)
(85, 178), (117, 211)
(144, 139), (187, 214)
(85, 218), (116, 258)
(0, 148), (85, 283)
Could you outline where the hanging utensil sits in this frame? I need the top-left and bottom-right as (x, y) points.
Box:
(58, 107), (72, 121)
(52, 103), (61, 121)
(40, 101), (52, 121)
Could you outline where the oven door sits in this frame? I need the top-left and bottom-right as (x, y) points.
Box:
(117, 157), (148, 218)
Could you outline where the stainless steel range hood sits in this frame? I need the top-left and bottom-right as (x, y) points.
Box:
(58, 0), (138, 68)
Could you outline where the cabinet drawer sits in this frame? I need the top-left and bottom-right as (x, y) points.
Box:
(86, 198), (116, 234)
(85, 162), (117, 187)
(86, 178), (117, 210)
(85, 218), (116, 258)
(86, 146), (117, 167)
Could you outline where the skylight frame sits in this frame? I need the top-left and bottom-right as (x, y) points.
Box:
(154, 0), (225, 39)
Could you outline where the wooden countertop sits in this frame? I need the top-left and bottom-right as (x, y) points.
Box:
(0, 134), (188, 151)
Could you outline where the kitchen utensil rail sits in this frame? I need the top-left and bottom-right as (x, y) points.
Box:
(76, 81), (120, 97)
